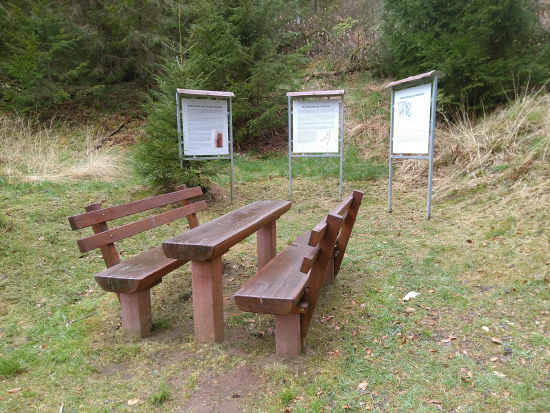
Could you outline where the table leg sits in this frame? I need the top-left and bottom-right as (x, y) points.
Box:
(191, 257), (224, 343)
(257, 220), (276, 271)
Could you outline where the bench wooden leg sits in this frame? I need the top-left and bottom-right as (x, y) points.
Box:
(119, 290), (152, 338)
(275, 313), (302, 357)
(323, 256), (335, 286)
(191, 257), (224, 343)
(257, 220), (276, 271)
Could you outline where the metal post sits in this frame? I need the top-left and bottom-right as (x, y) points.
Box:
(288, 95), (292, 200)
(229, 96), (234, 204)
(388, 88), (395, 213)
(176, 92), (183, 168)
(426, 76), (438, 219)
(339, 94), (344, 201)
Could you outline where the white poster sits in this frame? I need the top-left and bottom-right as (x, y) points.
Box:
(392, 83), (432, 154)
(181, 98), (229, 156)
(292, 99), (339, 153)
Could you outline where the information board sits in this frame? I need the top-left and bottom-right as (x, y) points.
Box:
(292, 99), (339, 153)
(392, 83), (432, 154)
(181, 98), (229, 156)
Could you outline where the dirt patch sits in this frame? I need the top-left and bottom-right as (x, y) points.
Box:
(183, 366), (260, 413)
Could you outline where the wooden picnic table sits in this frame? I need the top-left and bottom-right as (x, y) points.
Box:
(162, 200), (292, 343)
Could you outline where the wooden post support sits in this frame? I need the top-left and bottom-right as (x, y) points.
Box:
(257, 220), (276, 271)
(84, 203), (120, 268)
(119, 290), (152, 338)
(191, 257), (224, 343)
(323, 256), (335, 286)
(176, 184), (200, 229)
(275, 313), (302, 357)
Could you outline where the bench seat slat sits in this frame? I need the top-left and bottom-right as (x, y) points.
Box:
(77, 201), (207, 253)
(234, 232), (311, 316)
(94, 246), (188, 294)
(68, 186), (203, 230)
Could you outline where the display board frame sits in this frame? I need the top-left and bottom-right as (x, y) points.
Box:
(287, 90), (345, 201)
(176, 88), (235, 203)
(386, 71), (445, 219)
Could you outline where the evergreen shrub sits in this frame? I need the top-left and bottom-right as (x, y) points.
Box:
(377, 0), (550, 108)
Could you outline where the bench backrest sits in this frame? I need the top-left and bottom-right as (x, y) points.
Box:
(68, 185), (206, 268)
(299, 190), (363, 339)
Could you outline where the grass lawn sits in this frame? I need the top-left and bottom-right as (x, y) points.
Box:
(0, 153), (548, 412)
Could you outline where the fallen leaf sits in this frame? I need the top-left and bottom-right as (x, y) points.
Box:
(490, 356), (499, 362)
(128, 398), (140, 406)
(481, 326), (490, 332)
(405, 308), (416, 313)
(429, 349), (438, 353)
(17, 321), (24, 325)
(316, 388), (323, 396)
(492, 337), (502, 344)
(342, 405), (351, 409)
(427, 399), (442, 404)
(7, 388), (21, 394)
(357, 381), (368, 390)
(494, 371), (506, 377)
(520, 357), (526, 365)
(466, 239), (472, 243)
(231, 394), (240, 398)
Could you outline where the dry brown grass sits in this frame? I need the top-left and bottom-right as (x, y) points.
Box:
(390, 89), (550, 221)
(0, 115), (129, 183)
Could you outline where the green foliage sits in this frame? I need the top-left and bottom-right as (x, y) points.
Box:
(150, 383), (171, 405)
(0, 0), (179, 113)
(0, 352), (26, 378)
(131, 53), (210, 190)
(377, 0), (550, 108)
(0, 2), (85, 112)
(186, 0), (303, 140)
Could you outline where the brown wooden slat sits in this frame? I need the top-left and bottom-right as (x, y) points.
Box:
(308, 221), (327, 247)
(85, 203), (120, 268)
(77, 201), (207, 253)
(306, 196), (352, 247)
(68, 186), (203, 230)
(163, 201), (292, 262)
(94, 246), (188, 294)
(176, 184), (200, 228)
(329, 194), (354, 217)
(300, 213), (343, 339)
(234, 232), (310, 316)
(177, 88), (235, 97)
(300, 246), (320, 274)
(287, 90), (344, 97)
(334, 190), (363, 276)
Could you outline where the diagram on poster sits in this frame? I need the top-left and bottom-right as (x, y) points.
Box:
(292, 99), (339, 153)
(392, 83), (432, 154)
(181, 98), (228, 156)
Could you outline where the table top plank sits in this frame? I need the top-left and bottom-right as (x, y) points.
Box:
(162, 201), (291, 261)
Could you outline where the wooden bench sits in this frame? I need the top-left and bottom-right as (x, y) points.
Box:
(234, 190), (363, 356)
(162, 200), (292, 343)
(68, 185), (206, 338)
